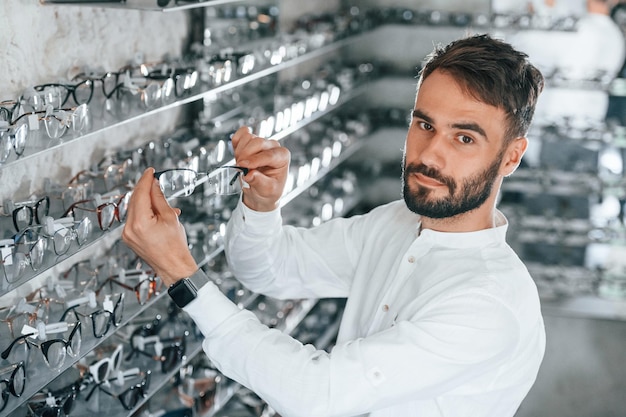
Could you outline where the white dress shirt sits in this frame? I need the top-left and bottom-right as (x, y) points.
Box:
(185, 199), (545, 417)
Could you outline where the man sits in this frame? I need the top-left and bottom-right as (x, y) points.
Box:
(123, 33), (546, 417)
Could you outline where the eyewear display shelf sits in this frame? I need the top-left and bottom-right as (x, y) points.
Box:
(0, 74), (370, 416)
(40, 0), (244, 13)
(0, 38), (364, 171)
(7, 3), (577, 416)
(1, 3), (378, 416)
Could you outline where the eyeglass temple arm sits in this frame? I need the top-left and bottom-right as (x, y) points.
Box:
(1, 334), (32, 360)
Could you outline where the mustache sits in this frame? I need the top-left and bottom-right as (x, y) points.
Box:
(405, 163), (456, 193)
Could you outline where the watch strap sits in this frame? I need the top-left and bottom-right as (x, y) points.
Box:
(186, 268), (210, 292)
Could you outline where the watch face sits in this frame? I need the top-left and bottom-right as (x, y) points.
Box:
(168, 280), (197, 308)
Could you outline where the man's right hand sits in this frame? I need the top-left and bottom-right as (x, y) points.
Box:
(231, 126), (291, 212)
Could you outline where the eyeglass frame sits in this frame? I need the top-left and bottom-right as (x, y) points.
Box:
(1, 221), (57, 286)
(32, 80), (95, 108)
(61, 191), (131, 232)
(0, 361), (26, 412)
(97, 269), (160, 306)
(154, 165), (249, 198)
(0, 320), (82, 371)
(8, 104), (90, 140)
(85, 368), (151, 411)
(59, 292), (125, 339)
(0, 196), (51, 233)
(26, 382), (79, 417)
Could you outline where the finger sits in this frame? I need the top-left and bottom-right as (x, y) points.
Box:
(231, 126), (253, 150)
(126, 167), (156, 223)
(236, 138), (282, 169)
(150, 175), (178, 219)
(242, 144), (290, 174)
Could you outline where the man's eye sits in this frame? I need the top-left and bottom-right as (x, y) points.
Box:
(418, 121), (433, 131)
(457, 135), (473, 144)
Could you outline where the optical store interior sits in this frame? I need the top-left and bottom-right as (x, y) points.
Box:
(1, 0), (626, 416)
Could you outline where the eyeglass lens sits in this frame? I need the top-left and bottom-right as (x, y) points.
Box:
(0, 361), (25, 411)
(155, 166), (247, 199)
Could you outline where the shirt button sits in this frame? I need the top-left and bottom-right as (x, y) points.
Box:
(408, 255), (415, 263)
(382, 304), (389, 312)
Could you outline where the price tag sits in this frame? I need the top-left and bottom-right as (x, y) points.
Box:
(28, 114), (39, 131)
(103, 295), (114, 313)
(0, 244), (13, 266)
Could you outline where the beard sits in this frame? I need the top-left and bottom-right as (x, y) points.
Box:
(402, 152), (503, 219)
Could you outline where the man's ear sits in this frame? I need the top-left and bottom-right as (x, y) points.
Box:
(501, 137), (528, 177)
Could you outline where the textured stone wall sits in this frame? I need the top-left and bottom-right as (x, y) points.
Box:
(0, 1), (190, 199)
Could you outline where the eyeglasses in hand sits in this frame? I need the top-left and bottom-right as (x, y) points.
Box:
(154, 166), (248, 199)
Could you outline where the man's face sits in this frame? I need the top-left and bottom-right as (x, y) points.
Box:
(402, 70), (521, 219)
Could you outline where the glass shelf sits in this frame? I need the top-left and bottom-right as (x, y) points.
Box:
(0, 75), (368, 301)
(0, 35), (361, 172)
(0, 93), (370, 417)
(40, 0), (245, 13)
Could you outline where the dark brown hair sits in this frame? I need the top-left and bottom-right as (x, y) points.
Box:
(417, 34), (544, 142)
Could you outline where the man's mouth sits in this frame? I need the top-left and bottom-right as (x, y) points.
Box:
(414, 172), (445, 188)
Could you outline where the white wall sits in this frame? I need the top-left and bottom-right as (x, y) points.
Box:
(0, 1), (190, 199)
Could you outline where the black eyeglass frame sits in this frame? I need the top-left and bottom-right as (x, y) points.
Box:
(0, 321), (82, 371)
(0, 361), (26, 412)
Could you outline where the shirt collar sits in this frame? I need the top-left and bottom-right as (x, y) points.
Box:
(416, 210), (509, 249)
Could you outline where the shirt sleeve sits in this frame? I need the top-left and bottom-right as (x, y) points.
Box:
(224, 200), (357, 299)
(185, 275), (521, 417)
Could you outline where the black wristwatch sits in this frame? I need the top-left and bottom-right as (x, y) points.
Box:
(168, 269), (210, 308)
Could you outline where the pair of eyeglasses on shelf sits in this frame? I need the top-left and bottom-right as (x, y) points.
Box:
(72, 70), (123, 100)
(8, 104), (90, 141)
(0, 320), (82, 371)
(13, 216), (92, 260)
(83, 344), (125, 386)
(0, 233), (42, 279)
(69, 157), (139, 194)
(0, 196), (50, 234)
(0, 118), (28, 164)
(58, 258), (111, 291)
(103, 70), (172, 110)
(97, 269), (160, 306)
(59, 290), (125, 339)
(1, 303), (40, 340)
(26, 381), (79, 417)
(154, 165), (248, 198)
(44, 177), (95, 217)
(0, 226), (50, 285)
(0, 361), (26, 412)
(128, 331), (188, 374)
(172, 358), (222, 415)
(143, 65), (199, 99)
(62, 191), (132, 232)
(25, 80), (95, 110)
(0, 288), (63, 337)
(85, 367), (151, 411)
